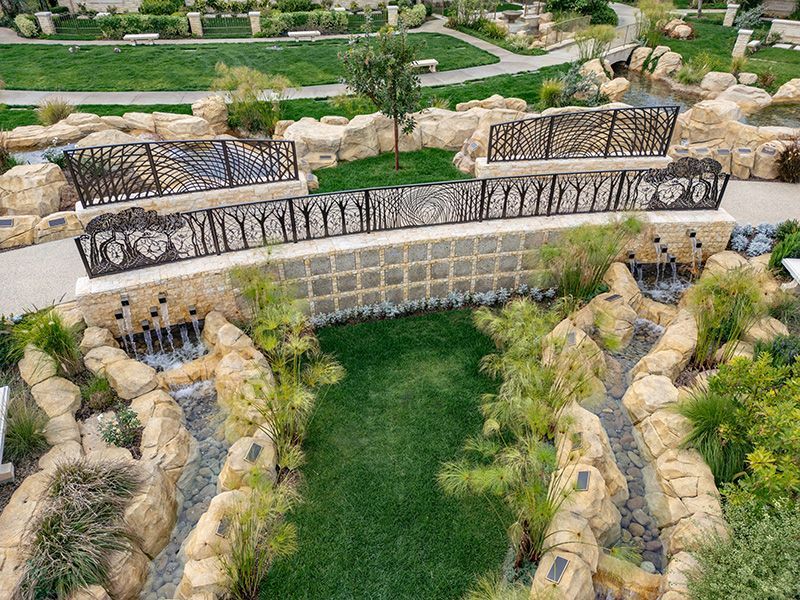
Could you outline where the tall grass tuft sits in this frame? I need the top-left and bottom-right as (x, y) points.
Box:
(18, 459), (141, 599)
(11, 308), (82, 375)
(35, 97), (74, 126)
(213, 63), (292, 136)
(686, 268), (765, 367)
(538, 78), (565, 108)
(220, 474), (299, 600)
(769, 230), (800, 276)
(679, 386), (750, 484)
(4, 390), (49, 463)
(532, 216), (642, 304)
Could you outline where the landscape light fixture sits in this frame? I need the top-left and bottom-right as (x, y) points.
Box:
(245, 443), (263, 463)
(545, 556), (570, 584)
(215, 518), (229, 537)
(576, 470), (591, 491)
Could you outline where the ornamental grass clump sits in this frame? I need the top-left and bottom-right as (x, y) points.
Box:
(212, 63), (292, 136)
(532, 216), (642, 305)
(776, 139), (800, 184)
(35, 97), (74, 126)
(11, 308), (82, 376)
(4, 387), (49, 463)
(686, 267), (765, 368)
(17, 458), (141, 599)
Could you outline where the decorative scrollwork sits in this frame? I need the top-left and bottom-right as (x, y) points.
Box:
(76, 158), (728, 278)
(487, 106), (680, 163)
(65, 139), (299, 208)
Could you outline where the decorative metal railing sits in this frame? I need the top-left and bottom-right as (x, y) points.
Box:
(486, 106), (680, 163)
(64, 139), (299, 208)
(201, 15), (252, 37)
(75, 158), (728, 278)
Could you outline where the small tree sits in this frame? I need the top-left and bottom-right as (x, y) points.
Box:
(339, 27), (422, 171)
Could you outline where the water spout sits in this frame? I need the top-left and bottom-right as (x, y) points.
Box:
(669, 254), (677, 285)
(653, 237), (662, 283)
(158, 293), (175, 352)
(141, 320), (154, 356)
(119, 296), (137, 358)
(188, 305), (201, 342)
(115, 310), (136, 357)
(150, 307), (165, 354)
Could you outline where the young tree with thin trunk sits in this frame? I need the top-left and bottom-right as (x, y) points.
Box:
(339, 26), (422, 171)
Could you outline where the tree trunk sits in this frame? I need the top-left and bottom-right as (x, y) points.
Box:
(697, 0), (703, 17)
(393, 116), (400, 171)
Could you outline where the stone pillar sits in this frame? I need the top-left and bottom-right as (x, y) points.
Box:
(732, 28), (752, 57)
(187, 12), (203, 37)
(34, 11), (55, 35)
(388, 5), (398, 26)
(248, 11), (261, 35)
(723, 3), (739, 26)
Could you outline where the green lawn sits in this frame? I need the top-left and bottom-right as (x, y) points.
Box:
(261, 311), (511, 599)
(0, 33), (498, 91)
(452, 24), (547, 56)
(661, 18), (800, 91)
(0, 103), (192, 129)
(314, 148), (471, 193)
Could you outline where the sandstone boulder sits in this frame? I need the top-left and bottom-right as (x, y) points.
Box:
(639, 298), (678, 326)
(664, 18), (693, 39)
(18, 344), (58, 387)
(34, 210), (83, 244)
(68, 585), (112, 600)
(556, 464), (621, 547)
(702, 250), (749, 277)
(121, 112), (156, 133)
(185, 489), (246, 560)
(580, 58), (612, 85)
(603, 262), (643, 310)
(531, 550), (595, 600)
(53, 302), (85, 334)
(542, 318), (607, 405)
(663, 511), (728, 554)
(64, 112), (112, 135)
(0, 163), (67, 217)
(742, 315), (789, 344)
(191, 96), (229, 135)
(651, 52), (683, 80)
(700, 71), (736, 95)
(218, 432), (278, 491)
(321, 115), (350, 125)
(31, 375), (81, 418)
(80, 327), (119, 354)
(594, 552), (662, 600)
(153, 112), (214, 140)
(716, 85), (772, 113)
(130, 388), (183, 427)
(139, 415), (192, 484)
(124, 466), (177, 558)
(660, 551), (700, 596)
(738, 72), (758, 86)
(0, 214), (37, 249)
(623, 375), (680, 424)
(638, 408), (691, 460)
(177, 556), (227, 598)
(339, 114), (380, 162)
(38, 439), (82, 470)
(99, 115), (129, 130)
(544, 511), (599, 572)
(105, 546), (150, 600)
(83, 345), (129, 377)
(690, 99), (743, 126)
(600, 77), (630, 102)
(772, 78), (800, 104)
(632, 310), (697, 381)
(75, 129), (138, 149)
(201, 310), (230, 347)
(374, 112), (423, 153)
(105, 358), (157, 400)
(586, 292), (638, 350)
(44, 412), (81, 446)
(0, 470), (51, 549)
(629, 46), (652, 72)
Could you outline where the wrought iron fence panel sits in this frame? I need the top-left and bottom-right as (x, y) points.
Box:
(75, 158), (728, 278)
(65, 139), (298, 207)
(487, 106), (680, 163)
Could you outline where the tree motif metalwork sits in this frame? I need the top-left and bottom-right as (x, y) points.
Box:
(75, 158), (728, 278)
(65, 139), (299, 208)
(486, 106), (680, 162)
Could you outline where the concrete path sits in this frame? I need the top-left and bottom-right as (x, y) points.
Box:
(0, 178), (797, 317)
(0, 4), (639, 105)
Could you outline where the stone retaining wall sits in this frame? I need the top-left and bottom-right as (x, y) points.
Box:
(474, 155), (671, 178)
(75, 209), (736, 333)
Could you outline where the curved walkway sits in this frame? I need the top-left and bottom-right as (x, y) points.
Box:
(0, 179), (797, 317)
(0, 4), (638, 105)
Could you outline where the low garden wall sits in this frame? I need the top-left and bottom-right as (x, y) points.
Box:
(74, 209), (736, 332)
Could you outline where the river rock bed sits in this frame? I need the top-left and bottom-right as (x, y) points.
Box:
(595, 319), (667, 572)
(140, 380), (229, 600)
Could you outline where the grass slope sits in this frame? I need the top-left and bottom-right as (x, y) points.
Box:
(314, 148), (471, 193)
(0, 33), (497, 91)
(261, 311), (510, 600)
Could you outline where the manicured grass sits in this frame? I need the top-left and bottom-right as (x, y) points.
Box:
(314, 148), (471, 193)
(0, 103), (191, 129)
(261, 311), (511, 599)
(0, 33), (498, 91)
(660, 18), (799, 91)
(452, 24), (547, 55)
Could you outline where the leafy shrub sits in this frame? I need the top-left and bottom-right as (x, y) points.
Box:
(690, 499), (800, 600)
(548, 0), (617, 25)
(776, 139), (800, 184)
(768, 230), (800, 276)
(258, 9), (348, 36)
(477, 18), (507, 39)
(757, 67), (776, 89)
(14, 14), (38, 37)
(36, 97), (74, 126)
(533, 216), (642, 303)
(746, 232), (773, 257)
(220, 474), (299, 600)
(776, 219), (800, 242)
(139, 0), (183, 14)
(675, 51), (712, 85)
(81, 375), (116, 412)
(96, 13), (190, 38)
(0, 315), (18, 372)
(538, 78), (566, 108)
(575, 23), (615, 61)
(399, 3), (426, 27)
(213, 63), (292, 136)
(276, 0), (314, 11)
(12, 308), (82, 375)
(755, 334), (800, 367)
(734, 4), (763, 29)
(0, 140), (20, 176)
(99, 406), (142, 452)
(730, 233), (749, 253)
(686, 268), (765, 367)
(4, 391), (49, 463)
(18, 458), (141, 599)
(729, 55), (748, 76)
(769, 293), (800, 333)
(43, 145), (67, 168)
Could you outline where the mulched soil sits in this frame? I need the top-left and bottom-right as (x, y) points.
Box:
(0, 455), (41, 514)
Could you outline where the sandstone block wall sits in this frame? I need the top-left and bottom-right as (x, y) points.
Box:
(76, 210), (736, 332)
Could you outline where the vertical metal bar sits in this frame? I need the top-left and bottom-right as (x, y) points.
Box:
(221, 141), (234, 187)
(604, 110), (618, 158)
(144, 143), (163, 197)
(487, 124), (495, 163)
(288, 199), (298, 243)
(74, 237), (95, 278)
(289, 141), (299, 181)
(546, 174), (557, 216)
(207, 209), (222, 255)
(613, 170), (626, 210)
(545, 116), (555, 160)
(717, 173), (730, 209)
(65, 153), (87, 208)
(663, 107), (680, 156)
(479, 178), (487, 221)
(365, 189), (371, 233)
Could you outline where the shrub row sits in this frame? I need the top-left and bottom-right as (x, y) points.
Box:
(258, 9), (350, 35)
(94, 13), (191, 38)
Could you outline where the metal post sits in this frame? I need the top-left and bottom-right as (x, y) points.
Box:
(288, 199), (298, 243)
(364, 189), (371, 233)
(479, 179), (487, 221)
(74, 237), (95, 279)
(604, 110), (618, 158)
(221, 141), (234, 187)
(207, 209), (222, 255)
(717, 173), (730, 209)
(64, 154), (87, 208)
(144, 143), (163, 197)
(545, 116), (555, 160)
(546, 174), (557, 216)
(613, 170), (626, 210)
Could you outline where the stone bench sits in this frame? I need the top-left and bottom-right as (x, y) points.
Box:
(411, 58), (439, 72)
(287, 30), (321, 41)
(0, 385), (12, 484)
(122, 33), (159, 45)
